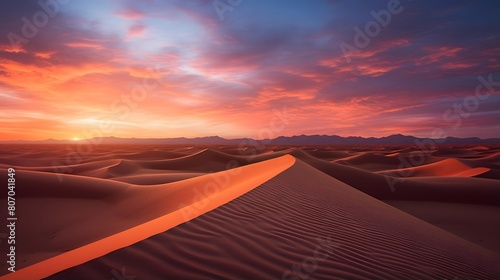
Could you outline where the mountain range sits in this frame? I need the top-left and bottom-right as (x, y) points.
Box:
(1, 134), (499, 145)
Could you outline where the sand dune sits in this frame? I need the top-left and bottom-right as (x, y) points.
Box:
(0, 155), (294, 279)
(476, 168), (500, 180)
(303, 149), (352, 160)
(111, 172), (206, 185)
(107, 148), (250, 175)
(0, 144), (499, 279)
(283, 152), (500, 204)
(432, 148), (484, 157)
(384, 200), (500, 254)
(470, 146), (491, 151)
(463, 151), (500, 169)
(378, 158), (491, 177)
(34, 159), (122, 178)
(72, 150), (186, 163)
(335, 152), (408, 165)
(47, 159), (500, 279)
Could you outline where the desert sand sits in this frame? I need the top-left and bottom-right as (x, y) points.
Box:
(0, 144), (499, 279)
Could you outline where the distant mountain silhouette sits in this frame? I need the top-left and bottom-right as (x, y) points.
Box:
(1, 134), (498, 145)
(269, 134), (499, 145)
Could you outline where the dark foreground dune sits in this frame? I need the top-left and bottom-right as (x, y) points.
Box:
(0, 144), (499, 279)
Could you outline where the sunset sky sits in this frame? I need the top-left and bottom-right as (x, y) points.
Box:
(1, 0), (499, 140)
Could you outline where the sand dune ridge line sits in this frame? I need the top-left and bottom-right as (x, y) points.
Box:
(0, 155), (295, 280)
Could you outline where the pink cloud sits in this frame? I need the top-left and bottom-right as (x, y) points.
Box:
(417, 46), (463, 65)
(116, 8), (145, 19)
(127, 22), (146, 38)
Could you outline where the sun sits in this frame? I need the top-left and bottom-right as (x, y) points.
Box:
(72, 137), (79, 141)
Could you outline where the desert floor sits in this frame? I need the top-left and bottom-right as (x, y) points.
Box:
(0, 144), (499, 279)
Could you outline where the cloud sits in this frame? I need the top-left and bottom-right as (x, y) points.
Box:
(0, 0), (499, 140)
(116, 7), (145, 19)
(127, 22), (146, 38)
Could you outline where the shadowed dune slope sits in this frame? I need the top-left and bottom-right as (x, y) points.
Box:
(106, 148), (250, 176)
(476, 168), (500, 180)
(303, 149), (352, 160)
(463, 152), (500, 169)
(48, 159), (500, 280)
(384, 201), (500, 254)
(285, 151), (500, 204)
(335, 152), (427, 166)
